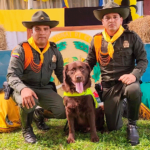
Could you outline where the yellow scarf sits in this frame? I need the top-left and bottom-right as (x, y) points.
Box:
(102, 25), (124, 58)
(63, 88), (99, 108)
(28, 37), (50, 64)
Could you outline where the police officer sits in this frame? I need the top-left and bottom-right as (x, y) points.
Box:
(7, 11), (66, 144)
(85, 1), (148, 146)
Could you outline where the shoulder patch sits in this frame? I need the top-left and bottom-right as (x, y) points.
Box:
(11, 42), (25, 57)
(12, 52), (20, 58)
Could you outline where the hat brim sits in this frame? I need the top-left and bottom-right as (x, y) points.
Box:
(22, 20), (59, 29)
(93, 7), (130, 21)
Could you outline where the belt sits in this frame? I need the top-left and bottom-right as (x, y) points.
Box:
(101, 80), (121, 88)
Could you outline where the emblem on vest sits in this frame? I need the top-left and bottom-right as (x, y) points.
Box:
(123, 41), (129, 48)
(52, 55), (57, 62)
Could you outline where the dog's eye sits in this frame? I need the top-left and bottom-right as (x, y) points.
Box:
(79, 67), (84, 71)
(69, 69), (75, 74)
(70, 71), (74, 74)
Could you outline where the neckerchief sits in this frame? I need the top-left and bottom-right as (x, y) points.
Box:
(28, 36), (50, 63)
(102, 25), (124, 58)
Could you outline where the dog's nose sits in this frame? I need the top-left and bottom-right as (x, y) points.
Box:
(76, 76), (82, 81)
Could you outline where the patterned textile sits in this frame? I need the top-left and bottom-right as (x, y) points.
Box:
(139, 103), (150, 120)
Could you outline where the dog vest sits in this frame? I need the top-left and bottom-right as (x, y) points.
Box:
(63, 88), (99, 108)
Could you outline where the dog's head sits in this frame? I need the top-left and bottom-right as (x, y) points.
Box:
(62, 61), (91, 93)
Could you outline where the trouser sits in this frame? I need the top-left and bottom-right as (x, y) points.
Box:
(12, 86), (66, 128)
(102, 81), (141, 131)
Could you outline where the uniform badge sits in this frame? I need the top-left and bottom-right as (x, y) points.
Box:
(12, 53), (20, 58)
(52, 55), (57, 62)
(40, 17), (44, 20)
(123, 41), (129, 48)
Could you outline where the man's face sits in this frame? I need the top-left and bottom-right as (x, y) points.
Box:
(102, 13), (123, 35)
(32, 25), (51, 48)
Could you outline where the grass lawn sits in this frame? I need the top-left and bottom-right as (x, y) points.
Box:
(0, 118), (150, 150)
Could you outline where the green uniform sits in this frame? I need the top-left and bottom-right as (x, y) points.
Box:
(7, 41), (66, 119)
(86, 30), (148, 131)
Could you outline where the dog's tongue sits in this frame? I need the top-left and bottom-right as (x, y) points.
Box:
(75, 82), (83, 93)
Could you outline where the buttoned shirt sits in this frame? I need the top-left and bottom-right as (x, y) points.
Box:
(7, 42), (63, 93)
(86, 30), (148, 82)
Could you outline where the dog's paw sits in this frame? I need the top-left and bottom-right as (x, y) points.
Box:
(67, 137), (75, 144)
(91, 135), (99, 142)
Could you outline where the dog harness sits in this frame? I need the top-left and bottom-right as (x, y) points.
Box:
(63, 88), (99, 108)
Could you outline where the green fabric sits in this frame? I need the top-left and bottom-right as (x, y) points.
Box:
(63, 88), (98, 108)
(140, 83), (150, 109)
(12, 87), (66, 119)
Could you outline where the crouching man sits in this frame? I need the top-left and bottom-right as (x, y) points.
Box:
(85, 1), (148, 146)
(7, 11), (66, 144)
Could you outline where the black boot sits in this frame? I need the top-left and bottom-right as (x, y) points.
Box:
(122, 98), (128, 118)
(127, 120), (139, 146)
(20, 110), (37, 144)
(33, 108), (50, 131)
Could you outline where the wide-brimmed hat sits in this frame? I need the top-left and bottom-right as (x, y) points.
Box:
(22, 11), (59, 29)
(93, 1), (130, 21)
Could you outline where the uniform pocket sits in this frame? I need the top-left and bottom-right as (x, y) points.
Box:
(120, 48), (133, 66)
(49, 62), (56, 70)
(121, 48), (132, 56)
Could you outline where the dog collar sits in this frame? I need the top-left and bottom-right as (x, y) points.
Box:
(63, 88), (98, 108)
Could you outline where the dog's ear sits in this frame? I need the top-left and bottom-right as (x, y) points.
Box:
(84, 62), (92, 90)
(63, 65), (68, 84)
(84, 78), (91, 90)
(62, 65), (70, 92)
(84, 62), (91, 74)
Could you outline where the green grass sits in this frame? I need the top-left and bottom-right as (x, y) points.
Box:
(0, 118), (150, 150)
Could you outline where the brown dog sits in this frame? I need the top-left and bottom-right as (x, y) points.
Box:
(62, 61), (104, 143)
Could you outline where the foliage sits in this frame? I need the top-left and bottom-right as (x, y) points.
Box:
(72, 57), (78, 62)
(73, 41), (89, 53)
(92, 62), (101, 82)
(56, 42), (67, 51)
(50, 76), (54, 82)
(81, 58), (86, 62)
(0, 118), (150, 150)
(63, 58), (69, 66)
(64, 62), (69, 66)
